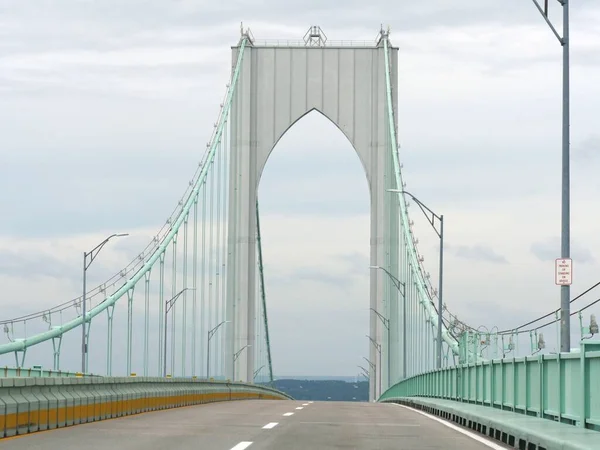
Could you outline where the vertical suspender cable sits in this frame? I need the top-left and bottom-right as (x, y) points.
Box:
(220, 118), (229, 377)
(171, 235), (178, 375)
(256, 200), (274, 385)
(208, 153), (215, 377)
(158, 252), (165, 375)
(201, 181), (207, 376)
(144, 269), (150, 376)
(215, 131), (223, 377)
(192, 196), (199, 377)
(182, 216), (189, 376)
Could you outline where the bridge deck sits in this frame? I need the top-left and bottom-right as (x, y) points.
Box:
(1, 399), (504, 449)
(384, 397), (600, 450)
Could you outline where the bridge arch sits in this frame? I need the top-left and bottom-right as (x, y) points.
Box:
(258, 108), (371, 194)
(257, 108), (371, 376)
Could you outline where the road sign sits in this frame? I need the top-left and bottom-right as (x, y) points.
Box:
(555, 258), (572, 286)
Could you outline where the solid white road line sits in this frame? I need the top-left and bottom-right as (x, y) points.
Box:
(283, 412), (294, 417)
(392, 404), (507, 450)
(230, 442), (253, 450)
(262, 422), (279, 429)
(295, 406), (304, 410)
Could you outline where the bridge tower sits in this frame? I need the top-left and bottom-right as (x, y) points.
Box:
(226, 26), (400, 400)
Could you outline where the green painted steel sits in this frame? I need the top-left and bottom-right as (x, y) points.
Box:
(382, 37), (461, 358)
(255, 200), (274, 385)
(0, 38), (250, 357)
(379, 340), (600, 431)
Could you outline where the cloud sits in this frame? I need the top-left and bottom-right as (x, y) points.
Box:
(447, 244), (508, 264)
(531, 237), (595, 264)
(574, 135), (600, 161)
(1, 1), (600, 378)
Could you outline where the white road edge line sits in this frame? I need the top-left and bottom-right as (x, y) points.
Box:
(262, 422), (279, 429)
(392, 404), (506, 450)
(295, 406), (304, 410)
(283, 412), (294, 416)
(230, 442), (253, 450)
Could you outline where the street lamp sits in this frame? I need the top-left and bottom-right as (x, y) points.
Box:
(233, 344), (252, 379)
(366, 335), (382, 398)
(528, 0), (571, 353)
(362, 357), (376, 401)
(253, 365), (265, 381)
(81, 232), (129, 373)
(388, 189), (444, 370)
(357, 365), (369, 379)
(370, 308), (390, 387)
(370, 265), (406, 296)
(370, 265), (407, 379)
(163, 287), (195, 377)
(207, 320), (230, 379)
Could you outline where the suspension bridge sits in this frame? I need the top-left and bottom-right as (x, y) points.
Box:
(1, 22), (599, 450)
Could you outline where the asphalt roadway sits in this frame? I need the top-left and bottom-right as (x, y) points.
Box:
(1, 400), (508, 449)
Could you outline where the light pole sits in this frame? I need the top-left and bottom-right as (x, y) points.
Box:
(388, 189), (444, 369)
(163, 287), (195, 377)
(233, 344), (252, 380)
(363, 357), (376, 401)
(367, 335), (382, 398)
(253, 365), (265, 381)
(207, 320), (229, 379)
(81, 232), (129, 373)
(370, 266), (407, 379)
(357, 365), (369, 379)
(370, 308), (390, 387)
(529, 0), (571, 353)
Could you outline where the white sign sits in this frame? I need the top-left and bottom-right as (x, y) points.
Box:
(555, 258), (572, 286)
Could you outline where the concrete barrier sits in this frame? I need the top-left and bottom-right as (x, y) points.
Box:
(0, 377), (291, 438)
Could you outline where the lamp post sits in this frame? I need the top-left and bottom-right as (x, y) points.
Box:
(163, 287), (194, 377)
(528, 0), (571, 353)
(253, 365), (265, 381)
(82, 232), (129, 373)
(362, 357), (376, 401)
(388, 189), (444, 370)
(207, 320), (229, 379)
(370, 266), (407, 379)
(370, 308), (390, 387)
(357, 365), (370, 379)
(367, 335), (382, 398)
(233, 344), (252, 380)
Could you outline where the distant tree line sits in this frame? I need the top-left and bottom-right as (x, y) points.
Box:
(265, 379), (369, 402)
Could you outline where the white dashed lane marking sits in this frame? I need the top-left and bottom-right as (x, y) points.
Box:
(230, 442), (253, 450)
(262, 422), (279, 430)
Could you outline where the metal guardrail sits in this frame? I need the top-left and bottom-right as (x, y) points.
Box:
(379, 340), (600, 431)
(0, 376), (292, 438)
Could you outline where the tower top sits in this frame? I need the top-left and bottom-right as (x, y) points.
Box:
(303, 26), (327, 47)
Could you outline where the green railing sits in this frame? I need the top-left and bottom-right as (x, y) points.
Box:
(379, 340), (600, 431)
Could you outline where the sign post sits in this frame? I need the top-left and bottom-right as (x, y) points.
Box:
(555, 258), (572, 286)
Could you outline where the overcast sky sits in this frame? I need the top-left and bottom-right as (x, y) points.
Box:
(1, 1), (600, 377)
